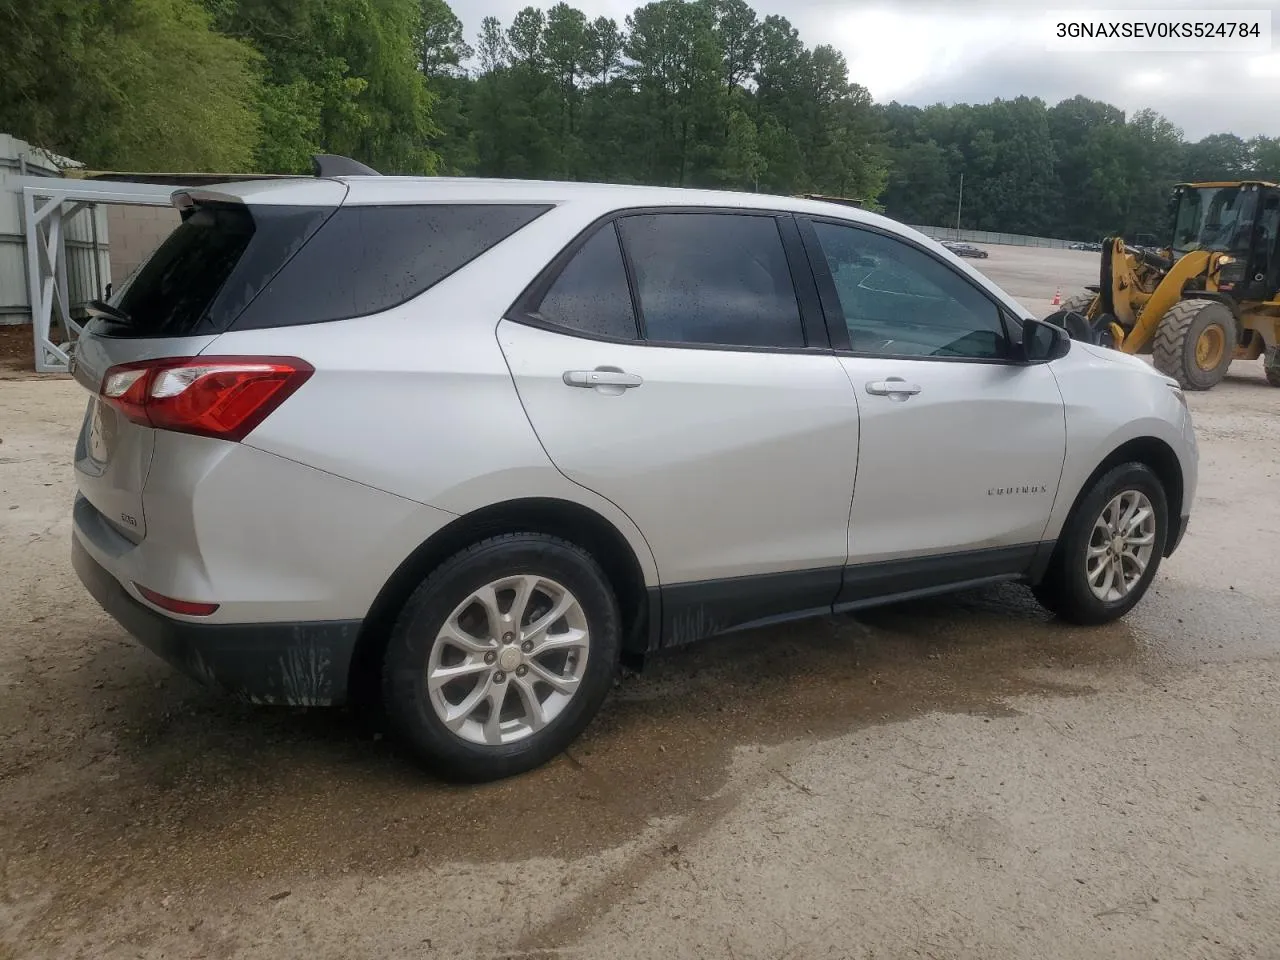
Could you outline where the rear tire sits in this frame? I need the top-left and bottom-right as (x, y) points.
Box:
(1033, 463), (1168, 626)
(382, 533), (621, 782)
(1152, 299), (1235, 391)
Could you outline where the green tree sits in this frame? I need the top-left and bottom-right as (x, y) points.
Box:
(1251, 137), (1280, 179)
(476, 15), (512, 71)
(583, 16), (626, 85)
(416, 0), (471, 76)
(1120, 108), (1184, 240)
(1181, 133), (1252, 181)
(624, 0), (724, 185)
(206, 0), (440, 174)
(0, 0), (262, 171)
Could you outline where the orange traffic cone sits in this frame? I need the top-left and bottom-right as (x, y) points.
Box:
(1051, 287), (1061, 306)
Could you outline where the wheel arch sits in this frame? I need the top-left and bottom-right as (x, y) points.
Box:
(1054, 435), (1185, 558)
(348, 497), (657, 705)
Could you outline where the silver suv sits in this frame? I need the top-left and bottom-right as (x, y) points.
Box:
(70, 170), (1198, 781)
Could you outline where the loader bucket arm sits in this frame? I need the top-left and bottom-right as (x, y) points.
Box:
(1120, 249), (1213, 354)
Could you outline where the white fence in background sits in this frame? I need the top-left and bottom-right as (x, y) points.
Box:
(907, 224), (1076, 250)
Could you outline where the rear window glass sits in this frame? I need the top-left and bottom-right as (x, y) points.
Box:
(96, 201), (550, 339)
(530, 223), (638, 339)
(232, 203), (552, 330)
(105, 203), (334, 339)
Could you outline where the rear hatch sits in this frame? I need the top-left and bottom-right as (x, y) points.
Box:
(71, 180), (347, 541)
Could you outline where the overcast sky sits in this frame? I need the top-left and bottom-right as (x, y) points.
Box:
(454, 0), (1280, 140)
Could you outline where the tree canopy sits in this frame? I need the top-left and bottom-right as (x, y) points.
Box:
(1, 0), (1275, 242)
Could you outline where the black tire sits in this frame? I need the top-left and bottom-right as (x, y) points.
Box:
(1265, 349), (1280, 388)
(382, 533), (621, 782)
(1151, 299), (1235, 390)
(1032, 463), (1168, 626)
(1055, 293), (1095, 317)
(1045, 294), (1097, 342)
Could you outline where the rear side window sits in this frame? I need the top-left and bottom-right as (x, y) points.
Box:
(234, 203), (551, 330)
(616, 213), (806, 349)
(529, 223), (638, 339)
(106, 203), (334, 339)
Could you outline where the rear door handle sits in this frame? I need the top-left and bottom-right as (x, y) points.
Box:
(865, 378), (922, 398)
(563, 369), (643, 389)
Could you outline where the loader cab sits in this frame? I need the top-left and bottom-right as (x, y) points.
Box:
(1169, 180), (1280, 302)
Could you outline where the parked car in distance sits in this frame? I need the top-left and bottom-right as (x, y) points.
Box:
(941, 239), (989, 258)
(69, 170), (1198, 782)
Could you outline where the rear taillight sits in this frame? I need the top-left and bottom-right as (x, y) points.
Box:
(100, 356), (313, 442)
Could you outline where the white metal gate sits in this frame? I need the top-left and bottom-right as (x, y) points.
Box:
(15, 177), (178, 372)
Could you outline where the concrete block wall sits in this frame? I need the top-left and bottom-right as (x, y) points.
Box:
(106, 204), (180, 287)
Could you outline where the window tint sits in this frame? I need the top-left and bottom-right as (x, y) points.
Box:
(811, 221), (1009, 359)
(617, 213), (805, 349)
(233, 203), (551, 330)
(532, 223), (638, 339)
(105, 203), (334, 339)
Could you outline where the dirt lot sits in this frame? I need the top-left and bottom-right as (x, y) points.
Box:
(3, 246), (1280, 959)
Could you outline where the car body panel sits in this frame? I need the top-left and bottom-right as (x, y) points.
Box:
(73, 431), (453, 625)
(838, 356), (1066, 563)
(497, 318), (860, 584)
(69, 328), (221, 542)
(211, 310), (662, 589)
(1042, 343), (1198, 539)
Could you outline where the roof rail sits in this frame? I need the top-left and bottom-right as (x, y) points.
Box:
(311, 154), (381, 177)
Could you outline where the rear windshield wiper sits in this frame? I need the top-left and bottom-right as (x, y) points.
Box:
(87, 299), (132, 324)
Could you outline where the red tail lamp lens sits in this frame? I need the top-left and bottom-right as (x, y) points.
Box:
(100, 357), (313, 441)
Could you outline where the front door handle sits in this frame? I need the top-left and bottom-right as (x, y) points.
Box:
(865, 378), (922, 398)
(563, 369), (643, 389)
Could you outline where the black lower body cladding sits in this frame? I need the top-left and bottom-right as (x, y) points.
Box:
(72, 536), (361, 705)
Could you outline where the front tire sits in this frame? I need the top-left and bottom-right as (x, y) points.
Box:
(1265, 348), (1280, 388)
(1045, 294), (1097, 342)
(1033, 463), (1168, 626)
(382, 533), (621, 782)
(1152, 299), (1236, 390)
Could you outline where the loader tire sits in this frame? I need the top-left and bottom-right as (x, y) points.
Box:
(1151, 299), (1235, 391)
(1266, 350), (1280, 388)
(1045, 294), (1097, 342)
(1056, 293), (1095, 316)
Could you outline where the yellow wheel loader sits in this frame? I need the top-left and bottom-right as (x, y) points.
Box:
(1047, 180), (1280, 390)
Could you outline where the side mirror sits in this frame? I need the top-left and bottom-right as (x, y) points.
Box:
(1020, 317), (1071, 363)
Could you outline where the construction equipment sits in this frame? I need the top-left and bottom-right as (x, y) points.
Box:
(1046, 180), (1280, 390)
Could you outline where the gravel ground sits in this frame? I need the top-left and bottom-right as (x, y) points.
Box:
(2, 246), (1279, 959)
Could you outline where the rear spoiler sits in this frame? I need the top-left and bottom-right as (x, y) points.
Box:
(64, 154), (381, 186)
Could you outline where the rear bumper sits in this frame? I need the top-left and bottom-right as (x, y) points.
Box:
(73, 535), (360, 706)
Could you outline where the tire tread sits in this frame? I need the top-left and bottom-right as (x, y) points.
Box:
(1151, 299), (1233, 390)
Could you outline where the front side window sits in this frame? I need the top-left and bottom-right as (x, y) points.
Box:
(617, 213), (806, 349)
(809, 220), (1009, 360)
